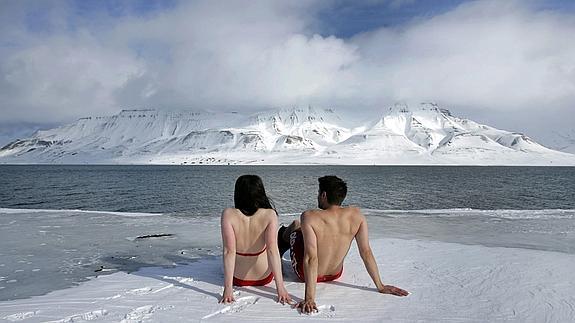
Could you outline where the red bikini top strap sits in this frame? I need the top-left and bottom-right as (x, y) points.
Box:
(236, 246), (267, 256)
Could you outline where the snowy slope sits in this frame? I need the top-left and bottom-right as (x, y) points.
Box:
(1, 104), (574, 165)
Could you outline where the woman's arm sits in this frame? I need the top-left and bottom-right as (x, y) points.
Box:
(265, 211), (292, 304)
(220, 208), (236, 303)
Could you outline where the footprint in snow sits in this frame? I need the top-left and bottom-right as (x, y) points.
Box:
(44, 309), (108, 323)
(125, 287), (153, 295)
(310, 305), (336, 318)
(201, 296), (260, 320)
(2, 311), (39, 322)
(119, 305), (173, 323)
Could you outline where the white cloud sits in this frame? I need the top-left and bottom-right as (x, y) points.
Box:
(349, 0), (575, 113)
(0, 0), (574, 144)
(1, 37), (144, 122)
(108, 0), (357, 110)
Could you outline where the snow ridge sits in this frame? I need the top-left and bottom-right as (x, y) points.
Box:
(1, 104), (574, 165)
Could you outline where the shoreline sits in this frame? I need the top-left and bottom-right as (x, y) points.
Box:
(1, 238), (574, 322)
(2, 163), (575, 167)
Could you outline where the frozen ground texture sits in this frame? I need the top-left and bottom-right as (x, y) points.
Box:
(1, 103), (574, 165)
(1, 238), (574, 322)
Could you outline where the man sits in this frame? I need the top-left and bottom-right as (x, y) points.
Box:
(278, 176), (409, 314)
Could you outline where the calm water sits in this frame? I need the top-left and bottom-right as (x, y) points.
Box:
(2, 165), (575, 213)
(1, 165), (574, 301)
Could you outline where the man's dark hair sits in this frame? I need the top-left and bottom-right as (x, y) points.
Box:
(318, 176), (347, 205)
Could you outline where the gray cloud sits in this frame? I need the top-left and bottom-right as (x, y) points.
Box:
(0, 0), (574, 145)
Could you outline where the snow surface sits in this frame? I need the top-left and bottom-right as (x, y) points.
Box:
(1, 103), (574, 165)
(1, 238), (574, 322)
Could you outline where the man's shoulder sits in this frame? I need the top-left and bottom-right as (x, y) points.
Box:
(301, 206), (362, 219)
(301, 209), (322, 218)
(342, 206), (365, 225)
(300, 209), (328, 223)
(335, 205), (362, 217)
(344, 205), (361, 213)
(304, 206), (354, 214)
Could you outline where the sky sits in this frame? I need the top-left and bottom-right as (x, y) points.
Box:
(1, 0), (574, 147)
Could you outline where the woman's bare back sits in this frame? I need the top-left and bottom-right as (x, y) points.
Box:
(223, 208), (275, 280)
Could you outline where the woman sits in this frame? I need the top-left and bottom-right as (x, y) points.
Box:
(220, 175), (292, 304)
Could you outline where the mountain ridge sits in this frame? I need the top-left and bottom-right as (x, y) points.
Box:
(1, 104), (574, 165)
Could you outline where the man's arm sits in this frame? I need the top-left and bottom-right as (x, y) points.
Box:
(297, 212), (319, 313)
(220, 209), (236, 303)
(355, 214), (409, 296)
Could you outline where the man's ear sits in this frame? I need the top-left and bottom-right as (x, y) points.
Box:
(321, 191), (327, 200)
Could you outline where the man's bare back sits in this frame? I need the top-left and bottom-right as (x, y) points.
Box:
(300, 206), (362, 276)
(279, 176), (409, 314)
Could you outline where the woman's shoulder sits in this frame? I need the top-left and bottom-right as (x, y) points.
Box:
(222, 207), (276, 218)
(221, 207), (240, 217)
(257, 208), (277, 218)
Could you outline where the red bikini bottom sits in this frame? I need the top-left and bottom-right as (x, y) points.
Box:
(233, 272), (274, 286)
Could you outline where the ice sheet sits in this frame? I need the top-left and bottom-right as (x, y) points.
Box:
(1, 238), (574, 322)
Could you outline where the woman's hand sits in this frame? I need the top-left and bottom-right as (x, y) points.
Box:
(219, 288), (235, 303)
(276, 287), (293, 305)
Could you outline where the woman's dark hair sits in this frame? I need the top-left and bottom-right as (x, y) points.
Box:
(234, 175), (274, 216)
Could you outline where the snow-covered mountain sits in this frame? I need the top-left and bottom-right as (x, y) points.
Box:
(1, 103), (574, 165)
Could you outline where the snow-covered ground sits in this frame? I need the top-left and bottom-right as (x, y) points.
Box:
(1, 206), (574, 322)
(2, 104), (574, 165)
(1, 238), (574, 322)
